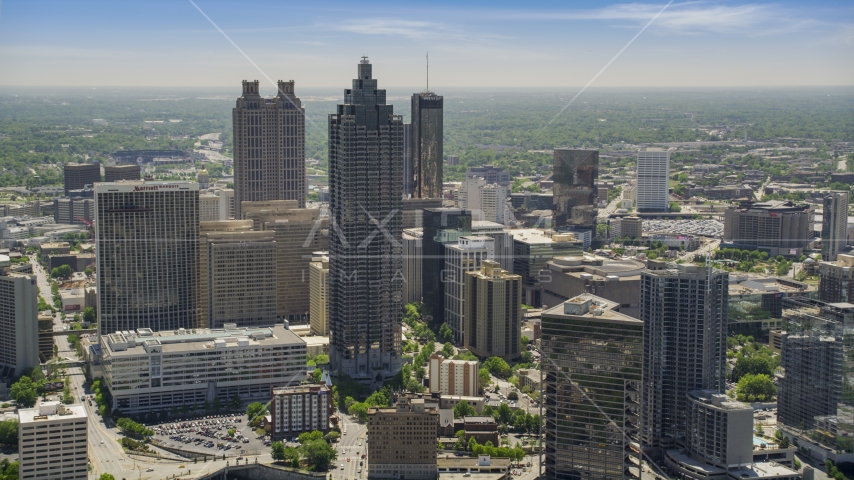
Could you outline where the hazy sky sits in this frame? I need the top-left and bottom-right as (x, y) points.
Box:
(0, 0), (852, 88)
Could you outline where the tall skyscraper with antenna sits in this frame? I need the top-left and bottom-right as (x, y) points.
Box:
(328, 57), (404, 385)
(409, 53), (443, 199)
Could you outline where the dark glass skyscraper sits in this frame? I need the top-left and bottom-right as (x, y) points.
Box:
(328, 58), (403, 385)
(552, 149), (598, 229)
(410, 92), (443, 199)
(421, 208), (472, 328)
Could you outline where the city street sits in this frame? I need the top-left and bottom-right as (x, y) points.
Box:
(29, 258), (228, 479)
(334, 411), (368, 479)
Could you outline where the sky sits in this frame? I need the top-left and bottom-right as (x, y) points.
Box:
(0, 0), (852, 88)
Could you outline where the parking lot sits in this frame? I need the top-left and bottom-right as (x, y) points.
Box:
(642, 219), (724, 237)
(149, 413), (270, 457)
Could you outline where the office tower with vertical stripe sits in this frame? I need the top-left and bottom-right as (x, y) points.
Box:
(233, 79), (306, 218)
(636, 150), (670, 212)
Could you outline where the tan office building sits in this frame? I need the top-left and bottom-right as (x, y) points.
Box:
(199, 193), (221, 221)
(620, 215), (643, 240)
(242, 201), (328, 323)
(465, 260), (522, 361)
(199, 220), (252, 326)
(309, 253), (329, 336)
(428, 353), (478, 396)
(206, 230), (277, 329)
(368, 399), (438, 480)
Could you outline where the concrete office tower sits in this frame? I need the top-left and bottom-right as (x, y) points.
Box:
(823, 191), (849, 261)
(411, 92), (443, 199)
(445, 236), (495, 344)
(465, 260), (521, 360)
(777, 297), (843, 431)
(402, 228), (424, 306)
(206, 230), (277, 329)
(53, 197), (94, 225)
(819, 254), (854, 303)
(240, 199), (300, 228)
(552, 149), (598, 228)
(472, 220), (514, 272)
(241, 201), (327, 322)
(541, 295), (643, 480)
(511, 229), (584, 307)
(267, 211), (327, 323)
(328, 58), (404, 383)
(64, 163), (100, 195)
(457, 176), (510, 224)
(367, 398), (439, 480)
(466, 165), (511, 186)
(0, 255), (40, 378)
(198, 220), (254, 325)
(104, 164), (141, 182)
(619, 215), (643, 240)
(270, 385), (333, 439)
(218, 188), (235, 219)
(309, 253), (329, 336)
(232, 79), (306, 218)
(18, 402), (88, 480)
(664, 390), (754, 476)
(724, 200), (815, 257)
(428, 352), (478, 396)
(422, 208), (473, 327)
(640, 265), (728, 455)
(636, 150), (670, 212)
(199, 193), (220, 221)
(95, 181), (200, 335)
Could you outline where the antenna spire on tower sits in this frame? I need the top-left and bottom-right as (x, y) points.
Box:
(426, 52), (429, 92)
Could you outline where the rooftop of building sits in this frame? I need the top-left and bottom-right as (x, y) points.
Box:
(509, 229), (578, 245)
(437, 456), (511, 468)
(471, 220), (506, 230)
(104, 323), (304, 356)
(461, 416), (496, 424)
(94, 180), (199, 193)
(644, 263), (725, 278)
(547, 255), (646, 278)
(728, 274), (816, 295)
(737, 200), (812, 213)
(727, 462), (801, 478)
(688, 390), (752, 411)
(820, 253), (854, 268)
(272, 384), (330, 395)
(543, 294), (642, 325)
(18, 401), (86, 423)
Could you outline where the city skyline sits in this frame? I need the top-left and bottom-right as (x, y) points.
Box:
(0, 1), (852, 88)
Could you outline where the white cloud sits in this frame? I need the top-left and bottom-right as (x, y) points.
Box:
(489, 2), (837, 36)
